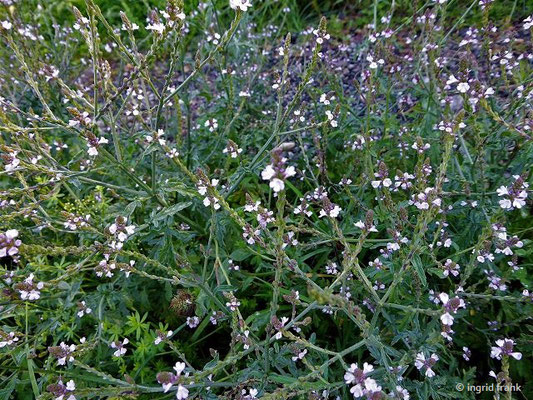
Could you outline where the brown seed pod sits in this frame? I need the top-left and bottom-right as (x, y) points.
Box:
(170, 290), (195, 317)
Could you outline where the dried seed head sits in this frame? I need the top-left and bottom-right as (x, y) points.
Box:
(72, 7), (84, 22)
(119, 11), (132, 30)
(319, 16), (327, 33)
(365, 209), (374, 227)
(170, 290), (195, 316)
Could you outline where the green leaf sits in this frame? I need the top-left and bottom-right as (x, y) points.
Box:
(26, 356), (40, 398)
(153, 202), (192, 222)
(0, 376), (17, 399)
(269, 374), (298, 384)
(230, 248), (252, 261)
(412, 254), (427, 287)
(124, 200), (141, 217)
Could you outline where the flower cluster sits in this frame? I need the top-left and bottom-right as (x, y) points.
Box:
(197, 177), (221, 209)
(47, 379), (77, 400)
(48, 342), (77, 366)
(344, 363), (383, 398)
(438, 293), (466, 341)
(414, 353), (439, 378)
(156, 362), (189, 399)
(15, 273), (44, 300)
(110, 338), (129, 357)
(223, 140), (243, 158)
(0, 331), (19, 348)
(490, 339), (522, 360)
(229, 0), (252, 12)
(108, 216), (136, 243)
(0, 229), (21, 261)
(497, 175), (529, 210)
(261, 149), (296, 193)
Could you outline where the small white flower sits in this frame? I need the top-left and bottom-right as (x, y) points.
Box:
(1, 21), (12, 30)
(229, 0), (252, 12)
(457, 82), (470, 93)
(186, 316), (200, 328)
(490, 339), (522, 360)
(440, 312), (454, 326)
(173, 362), (186, 375)
(146, 22), (165, 34)
(176, 384), (189, 399)
(261, 165), (276, 180)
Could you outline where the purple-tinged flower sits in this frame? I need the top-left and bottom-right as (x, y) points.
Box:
(0, 229), (21, 259)
(242, 388), (258, 399)
(146, 22), (165, 34)
(394, 172), (414, 190)
(95, 255), (116, 278)
(242, 225), (261, 245)
(410, 187), (441, 210)
(261, 151), (296, 193)
(16, 273), (44, 300)
(282, 231), (298, 249)
(110, 338), (129, 357)
(86, 135), (108, 156)
(457, 82), (470, 93)
(272, 316), (289, 340)
(414, 353), (438, 377)
(257, 208), (274, 229)
(491, 339), (522, 360)
(344, 363), (382, 398)
(442, 259), (460, 278)
(1, 20), (12, 30)
(197, 178), (220, 210)
(154, 330), (173, 345)
(157, 371), (177, 393)
(522, 289), (533, 302)
(176, 384), (189, 399)
(294, 198), (312, 216)
(371, 162), (392, 188)
(228, 260), (240, 271)
(186, 316), (200, 328)
(475, 249), (494, 263)
(244, 196), (260, 212)
(108, 217), (136, 243)
(63, 214), (90, 231)
(210, 311), (224, 325)
(390, 386), (410, 400)
(291, 348), (307, 362)
(225, 292), (241, 312)
(463, 347), (471, 361)
(484, 270), (507, 291)
(497, 175), (529, 210)
(166, 148), (179, 159)
(146, 129), (166, 146)
(0, 331), (19, 348)
(157, 361), (187, 394)
(2, 151), (20, 172)
(438, 293), (466, 326)
(318, 197), (342, 219)
(223, 140), (243, 158)
(49, 342), (76, 366)
(47, 379), (76, 400)
(313, 28), (330, 44)
(325, 262), (339, 275)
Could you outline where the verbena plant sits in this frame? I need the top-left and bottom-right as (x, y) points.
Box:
(0, 0), (532, 399)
